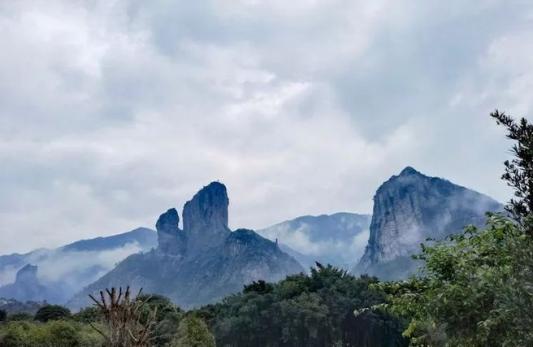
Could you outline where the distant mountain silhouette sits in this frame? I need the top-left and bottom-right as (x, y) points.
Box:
(0, 228), (157, 303)
(258, 213), (371, 270)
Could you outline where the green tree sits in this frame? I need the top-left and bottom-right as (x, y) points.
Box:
(201, 264), (405, 347)
(138, 293), (183, 346)
(491, 110), (533, 230)
(171, 316), (215, 347)
(34, 304), (71, 322)
(7, 313), (33, 321)
(73, 306), (102, 323)
(0, 321), (33, 346)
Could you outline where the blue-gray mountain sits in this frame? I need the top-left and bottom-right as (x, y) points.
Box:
(258, 213), (371, 270)
(0, 228), (157, 303)
(353, 167), (503, 280)
(69, 182), (303, 310)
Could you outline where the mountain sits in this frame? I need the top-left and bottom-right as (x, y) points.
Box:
(0, 264), (53, 302)
(69, 182), (303, 310)
(353, 167), (503, 280)
(0, 228), (157, 304)
(258, 213), (371, 270)
(61, 228), (157, 252)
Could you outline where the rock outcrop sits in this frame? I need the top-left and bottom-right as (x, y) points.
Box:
(156, 208), (186, 256)
(69, 182), (303, 309)
(182, 182), (231, 254)
(0, 264), (49, 302)
(353, 167), (502, 280)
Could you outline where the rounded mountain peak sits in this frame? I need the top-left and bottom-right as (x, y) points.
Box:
(399, 166), (421, 176)
(156, 208), (179, 232)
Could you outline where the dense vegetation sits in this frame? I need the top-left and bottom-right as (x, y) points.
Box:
(198, 265), (406, 347)
(0, 268), (405, 346)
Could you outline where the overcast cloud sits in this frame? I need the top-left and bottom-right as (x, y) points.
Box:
(1, 0), (532, 253)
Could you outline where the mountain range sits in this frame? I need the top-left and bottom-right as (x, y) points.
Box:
(0, 228), (157, 303)
(0, 167), (504, 308)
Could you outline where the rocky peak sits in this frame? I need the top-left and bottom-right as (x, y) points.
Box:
(182, 182), (230, 252)
(354, 167), (502, 280)
(156, 208), (180, 232)
(15, 264), (38, 284)
(398, 166), (421, 176)
(156, 208), (186, 255)
(0, 264), (49, 303)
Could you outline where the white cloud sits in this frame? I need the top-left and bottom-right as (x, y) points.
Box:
(1, 0), (531, 254)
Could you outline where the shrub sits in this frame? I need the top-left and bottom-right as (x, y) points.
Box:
(34, 304), (71, 322)
(171, 316), (215, 347)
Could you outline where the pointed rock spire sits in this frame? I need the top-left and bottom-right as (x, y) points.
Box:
(182, 181), (230, 252)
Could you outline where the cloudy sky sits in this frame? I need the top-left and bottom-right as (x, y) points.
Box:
(1, 0), (532, 254)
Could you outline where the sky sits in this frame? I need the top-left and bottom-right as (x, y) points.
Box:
(1, 0), (532, 254)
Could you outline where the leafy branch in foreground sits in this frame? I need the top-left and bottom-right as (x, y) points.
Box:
(491, 110), (533, 232)
(89, 287), (157, 347)
(376, 215), (533, 346)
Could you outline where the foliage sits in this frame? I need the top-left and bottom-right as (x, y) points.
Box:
(243, 280), (274, 294)
(7, 313), (33, 322)
(0, 309), (6, 322)
(171, 315), (215, 347)
(137, 293), (183, 346)
(198, 264), (406, 347)
(0, 320), (104, 346)
(34, 304), (71, 322)
(88, 287), (157, 347)
(491, 110), (533, 230)
(73, 306), (103, 323)
(378, 215), (533, 346)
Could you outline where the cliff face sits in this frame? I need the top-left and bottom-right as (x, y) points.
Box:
(182, 182), (231, 254)
(70, 182), (303, 309)
(156, 208), (186, 256)
(354, 167), (502, 280)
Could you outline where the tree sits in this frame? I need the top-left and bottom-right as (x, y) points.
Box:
(137, 293), (183, 346)
(491, 110), (533, 231)
(378, 216), (533, 346)
(171, 316), (215, 347)
(0, 309), (6, 322)
(201, 264), (405, 347)
(6, 313), (33, 321)
(243, 280), (274, 294)
(73, 306), (102, 323)
(34, 304), (71, 322)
